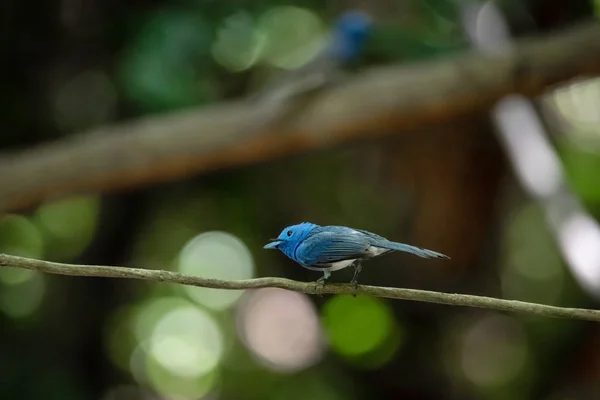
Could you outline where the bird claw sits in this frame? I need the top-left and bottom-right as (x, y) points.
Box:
(350, 262), (362, 297)
(350, 279), (359, 297)
(312, 277), (326, 296)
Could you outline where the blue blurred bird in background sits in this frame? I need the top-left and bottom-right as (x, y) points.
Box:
(326, 10), (373, 62)
(254, 10), (373, 104)
(264, 222), (449, 289)
(235, 10), (373, 151)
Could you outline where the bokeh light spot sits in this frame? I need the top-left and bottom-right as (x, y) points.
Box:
(212, 11), (265, 71)
(0, 271), (45, 318)
(237, 288), (324, 373)
(257, 6), (326, 69)
(35, 195), (100, 260)
(151, 335), (206, 377)
(559, 141), (600, 203)
(0, 214), (44, 258)
(146, 352), (217, 399)
(149, 302), (224, 378)
(129, 338), (217, 399)
(552, 77), (600, 137)
(133, 297), (185, 343)
(0, 214), (46, 317)
(460, 315), (529, 388)
(178, 231), (254, 310)
(501, 202), (565, 304)
(321, 295), (400, 361)
(129, 341), (150, 386)
(0, 267), (36, 286)
(106, 305), (138, 373)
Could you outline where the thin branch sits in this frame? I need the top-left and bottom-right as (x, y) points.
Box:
(1, 253), (599, 322)
(1, 21), (600, 211)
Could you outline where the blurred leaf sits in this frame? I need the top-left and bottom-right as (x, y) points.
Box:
(559, 139), (600, 204)
(119, 8), (217, 112)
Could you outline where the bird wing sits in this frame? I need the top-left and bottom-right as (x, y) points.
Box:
(295, 230), (370, 266)
(352, 228), (387, 242)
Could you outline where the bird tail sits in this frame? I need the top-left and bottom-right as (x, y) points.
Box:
(377, 241), (449, 259)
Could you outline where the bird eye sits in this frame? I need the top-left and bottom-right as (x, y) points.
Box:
(287, 230), (293, 237)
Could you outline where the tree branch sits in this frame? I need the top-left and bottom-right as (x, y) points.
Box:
(1, 253), (599, 322)
(0, 21), (599, 211)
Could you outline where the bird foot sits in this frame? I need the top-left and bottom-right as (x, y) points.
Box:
(350, 279), (359, 297)
(312, 277), (326, 296)
(350, 262), (362, 297)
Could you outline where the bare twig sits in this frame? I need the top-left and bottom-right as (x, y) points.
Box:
(1, 253), (599, 322)
(1, 21), (599, 211)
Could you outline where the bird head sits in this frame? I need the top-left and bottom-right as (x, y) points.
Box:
(330, 10), (373, 62)
(263, 222), (317, 259)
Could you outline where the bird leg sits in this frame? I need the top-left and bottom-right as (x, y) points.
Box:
(312, 269), (330, 296)
(350, 261), (362, 296)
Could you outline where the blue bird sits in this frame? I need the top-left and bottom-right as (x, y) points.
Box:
(264, 222), (449, 288)
(326, 10), (373, 63)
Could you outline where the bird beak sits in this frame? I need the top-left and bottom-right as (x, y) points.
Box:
(263, 240), (281, 249)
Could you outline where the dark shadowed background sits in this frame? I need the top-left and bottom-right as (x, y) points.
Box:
(2, 0), (600, 399)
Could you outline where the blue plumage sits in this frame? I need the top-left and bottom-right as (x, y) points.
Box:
(264, 222), (449, 286)
(328, 10), (373, 62)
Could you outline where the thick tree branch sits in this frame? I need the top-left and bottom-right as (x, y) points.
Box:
(1, 253), (599, 322)
(1, 21), (600, 211)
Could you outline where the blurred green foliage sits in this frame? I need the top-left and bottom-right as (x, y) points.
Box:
(35, 196), (101, 260)
(322, 295), (402, 367)
(560, 141), (600, 205)
(119, 9), (217, 111)
(113, 0), (473, 115)
(3, 0), (600, 399)
(0, 215), (44, 259)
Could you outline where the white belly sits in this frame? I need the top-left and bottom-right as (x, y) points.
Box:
(327, 259), (357, 271)
(303, 258), (357, 272)
(302, 245), (390, 272)
(367, 246), (390, 256)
